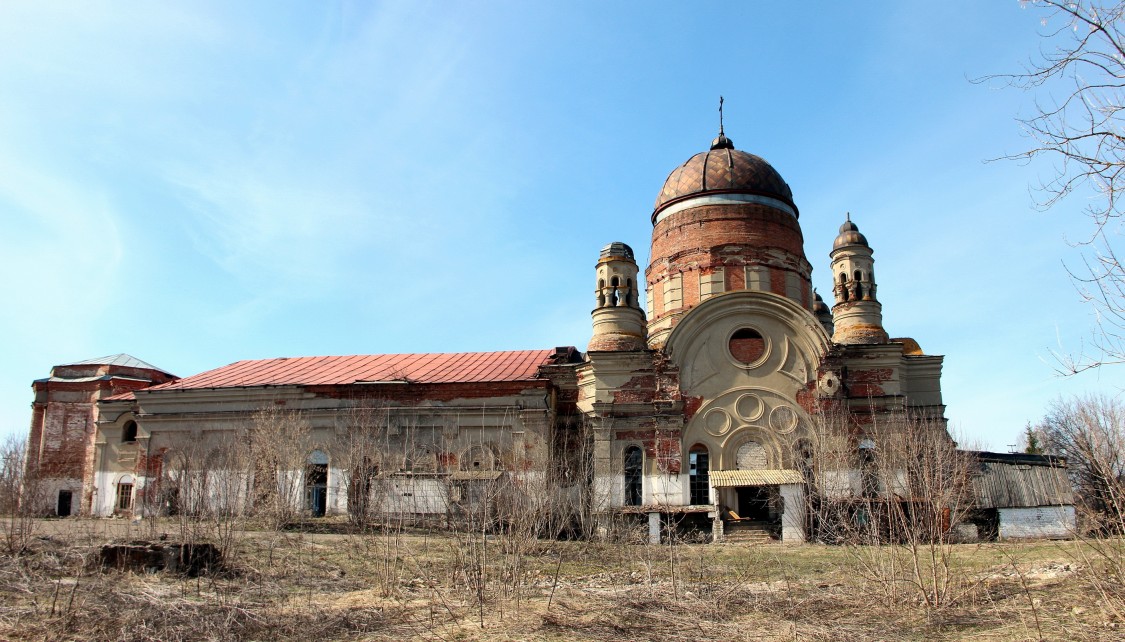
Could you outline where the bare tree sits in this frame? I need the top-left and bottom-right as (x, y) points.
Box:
(0, 435), (26, 516)
(803, 411), (978, 608)
(247, 406), (313, 530)
(0, 434), (45, 553)
(335, 403), (390, 527)
(1036, 394), (1125, 533)
(988, 1), (1125, 371)
(1035, 394), (1125, 621)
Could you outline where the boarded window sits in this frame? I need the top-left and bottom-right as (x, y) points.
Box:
(736, 441), (768, 470)
(699, 268), (725, 300)
(746, 265), (768, 291)
(663, 274), (683, 310)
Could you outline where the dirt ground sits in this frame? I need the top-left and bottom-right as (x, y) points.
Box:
(0, 517), (1122, 641)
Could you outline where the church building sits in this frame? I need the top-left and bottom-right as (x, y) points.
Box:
(23, 126), (1073, 542)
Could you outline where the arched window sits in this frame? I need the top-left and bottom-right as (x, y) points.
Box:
(461, 445), (497, 471)
(116, 475), (135, 513)
(735, 441), (767, 470)
(688, 445), (710, 505)
(840, 272), (848, 283)
(854, 269), (863, 282)
(122, 420), (137, 443)
(624, 446), (643, 506)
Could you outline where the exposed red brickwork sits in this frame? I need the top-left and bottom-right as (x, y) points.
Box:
(588, 335), (646, 351)
(615, 429), (683, 474)
(769, 268), (786, 297)
(795, 382), (817, 415)
(437, 452), (458, 469)
(682, 269), (700, 307)
(729, 329), (766, 364)
(647, 203), (811, 340)
(726, 264), (746, 291)
(846, 368), (893, 398)
(682, 395), (703, 422)
(27, 360), (174, 515)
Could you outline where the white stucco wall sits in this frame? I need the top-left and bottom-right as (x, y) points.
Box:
(998, 506), (1075, 540)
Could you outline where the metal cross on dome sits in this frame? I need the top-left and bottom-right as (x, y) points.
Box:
(718, 95), (725, 135)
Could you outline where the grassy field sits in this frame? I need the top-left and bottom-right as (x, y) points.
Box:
(0, 518), (1121, 641)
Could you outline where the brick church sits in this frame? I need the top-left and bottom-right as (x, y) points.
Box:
(24, 125), (1073, 542)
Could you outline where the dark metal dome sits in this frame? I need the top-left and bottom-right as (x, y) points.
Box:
(654, 135), (796, 219)
(832, 215), (870, 250)
(599, 241), (635, 261)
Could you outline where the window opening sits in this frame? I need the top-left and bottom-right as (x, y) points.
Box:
(57, 490), (72, 516)
(306, 451), (328, 517)
(624, 446), (643, 506)
(116, 481), (134, 513)
(729, 328), (766, 364)
(688, 446), (710, 505)
(122, 420), (137, 443)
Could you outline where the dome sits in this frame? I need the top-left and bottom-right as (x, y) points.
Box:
(812, 291), (830, 315)
(653, 134), (796, 220)
(832, 215), (869, 250)
(599, 241), (635, 261)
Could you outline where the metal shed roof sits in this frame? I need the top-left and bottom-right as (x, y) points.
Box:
(970, 460), (1073, 508)
(710, 469), (805, 487)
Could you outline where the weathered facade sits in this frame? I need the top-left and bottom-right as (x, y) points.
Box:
(25, 355), (175, 516)
(23, 128), (1073, 541)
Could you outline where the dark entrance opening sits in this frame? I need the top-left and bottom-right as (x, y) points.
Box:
(57, 490), (72, 516)
(306, 464), (328, 517)
(736, 486), (770, 520)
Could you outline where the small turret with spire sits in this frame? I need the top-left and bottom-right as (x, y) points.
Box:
(829, 214), (888, 344)
(589, 242), (647, 351)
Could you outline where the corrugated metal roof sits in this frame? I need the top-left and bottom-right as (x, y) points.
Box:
(143, 350), (556, 392)
(59, 354), (171, 373)
(971, 460), (1073, 508)
(710, 469), (805, 487)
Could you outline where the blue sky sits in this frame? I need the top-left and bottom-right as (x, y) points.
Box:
(2, 1), (1122, 451)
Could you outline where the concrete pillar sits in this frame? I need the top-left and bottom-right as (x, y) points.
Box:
(648, 512), (661, 544)
(780, 483), (806, 542)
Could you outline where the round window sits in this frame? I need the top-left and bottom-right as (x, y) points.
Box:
(729, 328), (766, 365)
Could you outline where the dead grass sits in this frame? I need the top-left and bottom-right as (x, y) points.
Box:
(0, 519), (1121, 641)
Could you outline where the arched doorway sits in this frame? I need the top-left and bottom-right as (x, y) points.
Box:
(306, 450), (328, 517)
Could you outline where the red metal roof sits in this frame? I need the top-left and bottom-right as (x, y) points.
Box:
(139, 350), (557, 392)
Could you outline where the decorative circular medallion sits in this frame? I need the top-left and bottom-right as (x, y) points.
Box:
(818, 370), (840, 395)
(703, 408), (731, 436)
(734, 393), (765, 422)
(769, 404), (799, 434)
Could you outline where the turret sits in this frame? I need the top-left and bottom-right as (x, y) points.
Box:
(589, 242), (647, 352)
(830, 215), (888, 344)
